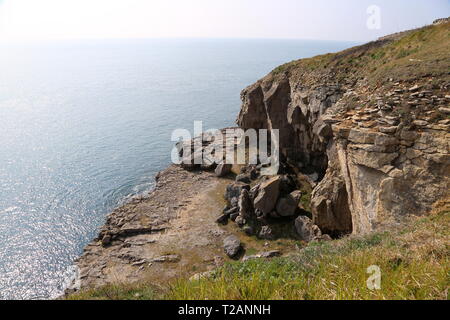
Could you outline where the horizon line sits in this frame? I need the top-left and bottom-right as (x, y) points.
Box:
(0, 35), (370, 45)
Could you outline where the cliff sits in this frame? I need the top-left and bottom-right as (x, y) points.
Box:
(70, 21), (450, 298)
(237, 20), (450, 235)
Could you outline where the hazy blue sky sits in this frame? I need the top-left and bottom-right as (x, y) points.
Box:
(0, 0), (448, 42)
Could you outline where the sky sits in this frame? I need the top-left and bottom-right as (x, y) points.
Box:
(0, 0), (448, 42)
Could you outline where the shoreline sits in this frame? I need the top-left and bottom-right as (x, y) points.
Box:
(72, 165), (223, 290)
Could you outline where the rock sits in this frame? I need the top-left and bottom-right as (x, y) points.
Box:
(255, 209), (264, 218)
(223, 235), (242, 258)
(253, 176), (281, 215)
(276, 191), (302, 217)
(131, 260), (147, 266)
(306, 172), (319, 183)
(200, 155), (217, 171)
(433, 17), (450, 25)
(224, 207), (239, 216)
(101, 234), (112, 247)
(152, 255), (181, 263)
(230, 212), (239, 221)
(232, 29), (450, 239)
(249, 185), (260, 199)
(243, 225), (255, 236)
(409, 84), (421, 92)
(291, 190), (303, 202)
(438, 107), (450, 115)
(249, 168), (259, 180)
(216, 214), (229, 225)
(238, 189), (254, 219)
(280, 174), (297, 193)
(215, 163), (233, 177)
(375, 134), (399, 147)
(119, 223), (154, 237)
(312, 234), (333, 242)
(242, 255), (261, 262)
(295, 216), (322, 242)
(413, 120), (428, 127)
(350, 148), (399, 169)
(314, 120), (333, 140)
(235, 216), (246, 227)
(258, 226), (275, 240)
(379, 126), (398, 134)
(260, 250), (282, 258)
(180, 161), (197, 171)
(236, 174), (251, 184)
(348, 129), (377, 144)
(242, 250), (281, 261)
(400, 130), (418, 141)
(225, 183), (250, 203)
(269, 211), (281, 219)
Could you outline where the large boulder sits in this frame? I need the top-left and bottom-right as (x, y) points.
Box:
(311, 140), (353, 236)
(295, 216), (322, 242)
(253, 176), (282, 215)
(276, 190), (302, 217)
(223, 235), (242, 258)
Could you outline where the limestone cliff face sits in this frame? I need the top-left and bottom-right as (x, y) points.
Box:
(327, 126), (449, 234)
(238, 78), (340, 174)
(237, 21), (450, 235)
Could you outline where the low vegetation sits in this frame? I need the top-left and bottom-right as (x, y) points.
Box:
(271, 21), (450, 87)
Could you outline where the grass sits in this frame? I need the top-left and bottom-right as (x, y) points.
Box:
(69, 206), (449, 300)
(270, 21), (450, 87)
(300, 191), (312, 212)
(65, 281), (160, 300)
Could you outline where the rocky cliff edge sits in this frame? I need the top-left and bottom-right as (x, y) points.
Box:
(237, 20), (450, 235)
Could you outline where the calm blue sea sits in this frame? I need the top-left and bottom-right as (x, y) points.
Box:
(0, 38), (356, 299)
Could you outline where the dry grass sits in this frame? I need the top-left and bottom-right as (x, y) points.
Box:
(271, 21), (450, 87)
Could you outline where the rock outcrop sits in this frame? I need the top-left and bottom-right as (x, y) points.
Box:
(236, 20), (450, 235)
(295, 216), (322, 242)
(223, 235), (242, 258)
(253, 176), (282, 215)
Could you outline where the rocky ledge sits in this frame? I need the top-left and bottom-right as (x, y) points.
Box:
(72, 162), (297, 292)
(74, 165), (226, 289)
